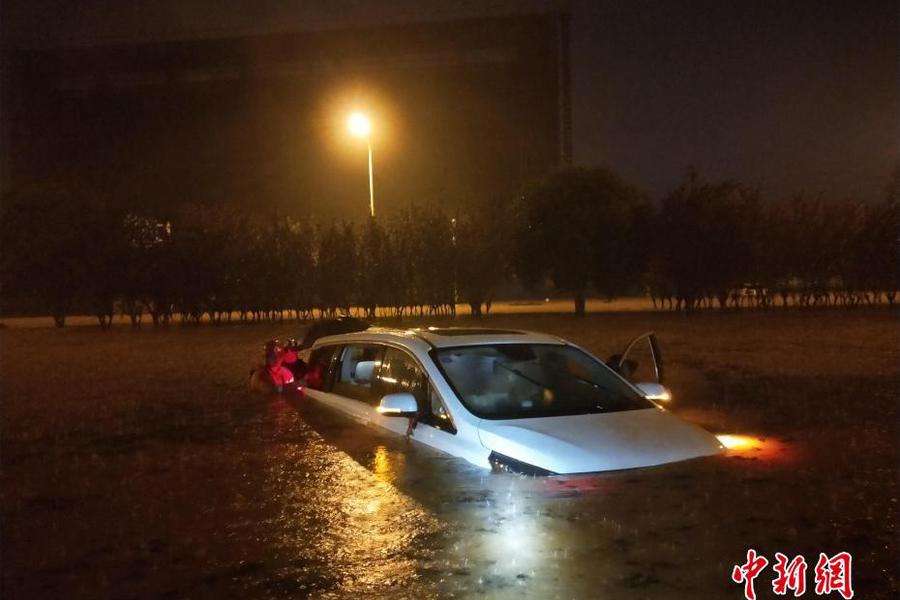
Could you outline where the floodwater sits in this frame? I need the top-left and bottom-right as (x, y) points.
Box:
(0, 393), (809, 599)
(3, 395), (892, 599)
(2, 312), (897, 598)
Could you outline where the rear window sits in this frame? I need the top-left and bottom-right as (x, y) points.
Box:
(332, 344), (384, 404)
(306, 345), (340, 390)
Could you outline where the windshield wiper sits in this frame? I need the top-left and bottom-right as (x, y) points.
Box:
(537, 363), (639, 408)
(538, 363), (610, 392)
(494, 361), (548, 389)
(494, 361), (636, 412)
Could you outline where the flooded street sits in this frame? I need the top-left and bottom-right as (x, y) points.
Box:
(2, 311), (897, 598)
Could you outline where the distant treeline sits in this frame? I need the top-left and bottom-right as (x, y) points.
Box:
(1, 167), (897, 327)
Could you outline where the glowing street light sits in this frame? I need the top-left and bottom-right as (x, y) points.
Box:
(347, 111), (375, 218)
(348, 112), (371, 137)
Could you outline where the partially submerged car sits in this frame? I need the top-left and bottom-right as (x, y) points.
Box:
(300, 327), (723, 474)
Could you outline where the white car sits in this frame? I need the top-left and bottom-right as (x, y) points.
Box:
(301, 327), (723, 474)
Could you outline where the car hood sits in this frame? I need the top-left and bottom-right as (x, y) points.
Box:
(477, 408), (723, 474)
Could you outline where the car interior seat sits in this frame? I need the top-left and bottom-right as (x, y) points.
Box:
(353, 360), (376, 384)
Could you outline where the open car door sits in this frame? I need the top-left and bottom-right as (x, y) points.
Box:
(609, 332), (671, 402)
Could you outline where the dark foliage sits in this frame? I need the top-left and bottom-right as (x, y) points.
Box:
(1, 163), (897, 326)
(515, 167), (651, 314)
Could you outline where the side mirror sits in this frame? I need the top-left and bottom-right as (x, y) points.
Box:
(634, 382), (672, 402)
(376, 392), (418, 417)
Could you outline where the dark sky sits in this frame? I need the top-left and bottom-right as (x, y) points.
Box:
(3, 0), (897, 200)
(570, 0), (898, 200)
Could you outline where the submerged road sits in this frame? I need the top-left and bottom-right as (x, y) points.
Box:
(0, 391), (812, 598)
(1, 312), (896, 598)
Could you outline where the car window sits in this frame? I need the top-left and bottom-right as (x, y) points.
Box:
(305, 345), (340, 391)
(434, 343), (653, 420)
(332, 344), (384, 404)
(427, 385), (456, 433)
(376, 347), (427, 406)
(377, 347), (456, 434)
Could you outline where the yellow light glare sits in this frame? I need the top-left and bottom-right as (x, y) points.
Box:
(648, 389), (672, 402)
(716, 434), (763, 450)
(348, 112), (371, 138)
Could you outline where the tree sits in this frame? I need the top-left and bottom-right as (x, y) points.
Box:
(413, 201), (457, 316)
(316, 222), (357, 316)
(357, 217), (387, 318)
(851, 197), (899, 307)
(515, 166), (647, 315)
(655, 170), (757, 310)
(81, 199), (128, 328)
(1, 182), (95, 326)
(284, 219), (316, 319)
(455, 200), (510, 317)
(385, 208), (418, 316)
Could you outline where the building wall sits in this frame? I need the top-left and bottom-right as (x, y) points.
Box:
(5, 13), (571, 218)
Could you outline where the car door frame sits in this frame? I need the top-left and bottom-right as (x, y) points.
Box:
(303, 342), (380, 426)
(304, 338), (491, 469)
(616, 331), (664, 384)
(369, 343), (461, 442)
(362, 341), (490, 461)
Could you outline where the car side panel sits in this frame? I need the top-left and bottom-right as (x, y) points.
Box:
(408, 421), (491, 469)
(303, 387), (373, 426)
(303, 388), (490, 469)
(305, 337), (493, 469)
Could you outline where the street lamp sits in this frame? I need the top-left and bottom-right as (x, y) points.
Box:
(347, 111), (375, 218)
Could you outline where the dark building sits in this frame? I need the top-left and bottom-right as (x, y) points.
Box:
(3, 12), (571, 218)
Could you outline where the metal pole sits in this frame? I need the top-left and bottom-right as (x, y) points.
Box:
(367, 141), (375, 218)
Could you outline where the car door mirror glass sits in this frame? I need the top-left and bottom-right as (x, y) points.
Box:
(376, 392), (418, 416)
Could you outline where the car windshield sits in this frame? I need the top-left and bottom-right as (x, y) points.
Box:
(434, 343), (654, 420)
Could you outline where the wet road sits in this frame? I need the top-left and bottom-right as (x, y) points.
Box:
(2, 312), (897, 598)
(2, 394), (889, 599)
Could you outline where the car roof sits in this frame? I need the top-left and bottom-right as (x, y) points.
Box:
(313, 326), (566, 350)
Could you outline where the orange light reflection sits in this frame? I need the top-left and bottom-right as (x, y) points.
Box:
(716, 434), (764, 451)
(715, 433), (797, 462)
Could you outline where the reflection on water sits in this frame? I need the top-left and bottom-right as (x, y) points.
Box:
(263, 398), (442, 597)
(372, 444), (401, 483)
(281, 397), (839, 599)
(477, 485), (545, 581)
(2, 388), (879, 599)
(288, 397), (670, 597)
(715, 433), (798, 463)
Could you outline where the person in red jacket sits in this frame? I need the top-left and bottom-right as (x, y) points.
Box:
(250, 339), (306, 393)
(265, 339), (296, 390)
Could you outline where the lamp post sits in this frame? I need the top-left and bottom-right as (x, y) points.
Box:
(348, 112), (375, 218)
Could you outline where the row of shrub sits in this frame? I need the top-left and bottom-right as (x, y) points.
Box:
(1, 166), (896, 326)
(515, 167), (898, 314)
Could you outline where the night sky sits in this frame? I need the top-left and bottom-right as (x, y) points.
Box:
(3, 0), (897, 201)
